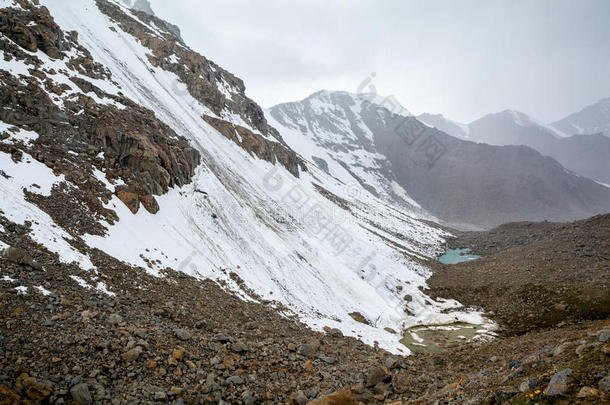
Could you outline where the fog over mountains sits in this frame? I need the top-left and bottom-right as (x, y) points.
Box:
(418, 102), (610, 185)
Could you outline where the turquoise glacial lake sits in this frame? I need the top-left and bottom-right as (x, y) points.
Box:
(437, 248), (480, 264)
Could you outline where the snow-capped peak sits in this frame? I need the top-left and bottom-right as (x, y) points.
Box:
(552, 97), (610, 137)
(301, 90), (412, 118)
(475, 109), (565, 138)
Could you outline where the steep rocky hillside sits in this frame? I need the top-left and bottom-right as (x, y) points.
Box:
(0, 0), (491, 358)
(1, 1), (609, 404)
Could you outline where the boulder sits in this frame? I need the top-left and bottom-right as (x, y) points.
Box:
(366, 366), (390, 387)
(16, 374), (52, 401)
(1, 246), (42, 269)
(599, 376), (610, 392)
(545, 369), (572, 396)
(70, 383), (92, 405)
(290, 390), (308, 405)
(348, 312), (370, 325)
(116, 187), (139, 214)
(576, 386), (599, 398)
(121, 346), (143, 362)
(140, 194), (159, 214)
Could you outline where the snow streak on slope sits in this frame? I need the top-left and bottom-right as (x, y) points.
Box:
(0, 0), (494, 353)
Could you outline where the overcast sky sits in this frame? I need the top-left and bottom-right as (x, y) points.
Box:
(149, 0), (610, 123)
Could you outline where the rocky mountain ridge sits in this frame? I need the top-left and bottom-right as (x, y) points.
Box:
(468, 110), (610, 183)
(270, 91), (610, 229)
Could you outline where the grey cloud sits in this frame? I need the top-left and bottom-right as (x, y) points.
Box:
(150, 0), (610, 122)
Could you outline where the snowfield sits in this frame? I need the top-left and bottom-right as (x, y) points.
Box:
(0, 0), (495, 353)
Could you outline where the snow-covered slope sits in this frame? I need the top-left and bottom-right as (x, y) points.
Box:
(552, 97), (610, 137)
(0, 0), (494, 353)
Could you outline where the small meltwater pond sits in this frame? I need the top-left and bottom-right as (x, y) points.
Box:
(437, 248), (480, 264)
(400, 323), (495, 353)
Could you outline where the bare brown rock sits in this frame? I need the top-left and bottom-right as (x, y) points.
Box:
(366, 366), (390, 387)
(140, 194), (159, 214)
(116, 187), (139, 214)
(348, 311), (370, 325)
(15, 374), (52, 401)
(307, 388), (358, 405)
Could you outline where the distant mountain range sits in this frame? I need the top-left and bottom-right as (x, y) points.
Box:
(552, 97), (610, 138)
(270, 91), (610, 229)
(417, 103), (610, 184)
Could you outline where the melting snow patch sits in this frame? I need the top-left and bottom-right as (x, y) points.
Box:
(95, 281), (116, 296)
(0, 122), (39, 145)
(0, 151), (95, 270)
(69, 275), (115, 296)
(36, 285), (52, 296)
(15, 286), (28, 295)
(70, 275), (90, 289)
(2, 275), (16, 282)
